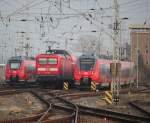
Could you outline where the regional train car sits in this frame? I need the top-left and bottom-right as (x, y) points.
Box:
(36, 49), (74, 88)
(5, 56), (36, 85)
(74, 54), (136, 90)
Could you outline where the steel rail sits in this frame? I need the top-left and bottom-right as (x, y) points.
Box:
(129, 101), (150, 117)
(54, 96), (79, 123)
(34, 91), (79, 123)
(78, 105), (150, 123)
(0, 89), (50, 123)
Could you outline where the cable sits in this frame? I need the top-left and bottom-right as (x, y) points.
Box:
(4, 0), (41, 19)
(119, 0), (141, 6)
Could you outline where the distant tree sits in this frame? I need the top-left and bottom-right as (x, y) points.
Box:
(78, 35), (99, 55)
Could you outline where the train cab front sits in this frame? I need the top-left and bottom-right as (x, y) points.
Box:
(36, 56), (62, 83)
(80, 71), (93, 86)
(74, 54), (96, 89)
(5, 61), (23, 83)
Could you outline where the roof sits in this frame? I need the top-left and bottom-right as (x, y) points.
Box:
(129, 24), (150, 29)
(8, 56), (35, 61)
(79, 54), (96, 60)
(46, 49), (70, 56)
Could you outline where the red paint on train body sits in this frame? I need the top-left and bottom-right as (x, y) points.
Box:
(35, 49), (74, 88)
(5, 56), (36, 84)
(74, 54), (136, 89)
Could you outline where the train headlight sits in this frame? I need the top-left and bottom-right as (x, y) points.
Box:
(38, 68), (46, 71)
(92, 71), (94, 75)
(49, 68), (58, 71)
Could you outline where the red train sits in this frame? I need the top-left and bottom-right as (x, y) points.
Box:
(74, 54), (136, 90)
(35, 49), (74, 88)
(5, 56), (36, 85)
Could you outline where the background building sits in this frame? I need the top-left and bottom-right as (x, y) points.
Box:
(120, 42), (131, 61)
(129, 24), (150, 82)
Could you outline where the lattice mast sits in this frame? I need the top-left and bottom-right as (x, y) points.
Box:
(111, 0), (121, 103)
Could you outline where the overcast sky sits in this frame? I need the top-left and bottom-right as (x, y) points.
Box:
(0, 0), (150, 63)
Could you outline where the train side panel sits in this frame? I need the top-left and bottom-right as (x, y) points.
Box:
(74, 54), (136, 89)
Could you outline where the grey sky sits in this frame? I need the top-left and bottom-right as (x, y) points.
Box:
(0, 0), (150, 63)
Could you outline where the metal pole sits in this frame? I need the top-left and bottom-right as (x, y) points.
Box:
(136, 32), (139, 88)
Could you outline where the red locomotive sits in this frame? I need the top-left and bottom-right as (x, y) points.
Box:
(74, 54), (136, 90)
(35, 49), (74, 88)
(5, 56), (36, 85)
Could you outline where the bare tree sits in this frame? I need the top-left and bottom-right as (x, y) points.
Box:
(78, 35), (99, 55)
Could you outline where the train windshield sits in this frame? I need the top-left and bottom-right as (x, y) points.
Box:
(38, 58), (47, 64)
(48, 58), (57, 64)
(10, 62), (21, 70)
(80, 59), (95, 71)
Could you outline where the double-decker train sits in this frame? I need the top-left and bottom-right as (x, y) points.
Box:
(36, 49), (74, 88)
(74, 54), (136, 90)
(5, 56), (36, 85)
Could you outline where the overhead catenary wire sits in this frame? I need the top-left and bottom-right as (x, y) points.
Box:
(119, 0), (141, 6)
(0, 0), (149, 62)
(3, 0), (44, 19)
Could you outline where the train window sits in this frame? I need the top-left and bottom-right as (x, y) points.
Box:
(105, 64), (111, 78)
(10, 62), (21, 69)
(38, 58), (47, 64)
(80, 59), (95, 71)
(100, 65), (105, 74)
(48, 58), (57, 64)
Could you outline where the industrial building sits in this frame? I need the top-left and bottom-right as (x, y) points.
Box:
(130, 24), (150, 81)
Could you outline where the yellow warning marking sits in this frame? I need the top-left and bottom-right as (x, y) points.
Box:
(63, 81), (68, 90)
(91, 81), (96, 91)
(104, 91), (112, 104)
(104, 97), (112, 104)
(105, 91), (112, 100)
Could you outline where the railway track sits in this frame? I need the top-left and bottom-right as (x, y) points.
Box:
(37, 89), (150, 123)
(129, 101), (150, 117)
(34, 90), (78, 123)
(0, 83), (150, 123)
(0, 89), (79, 123)
(78, 105), (150, 123)
(0, 89), (50, 123)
